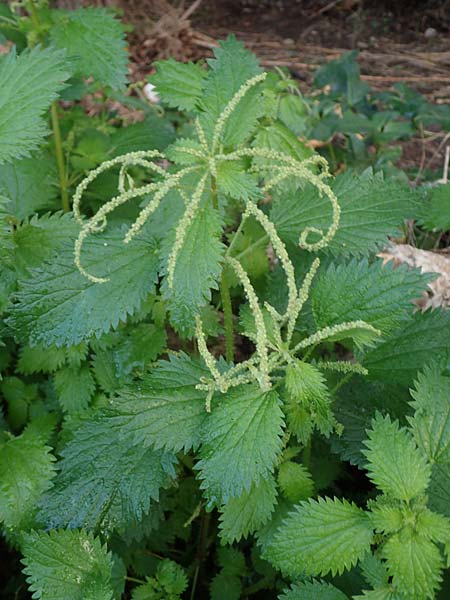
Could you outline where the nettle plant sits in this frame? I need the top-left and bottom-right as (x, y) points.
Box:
(1, 5), (450, 599)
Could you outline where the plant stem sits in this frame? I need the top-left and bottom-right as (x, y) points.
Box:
(242, 575), (273, 596)
(190, 510), (211, 600)
(125, 576), (146, 585)
(51, 102), (70, 212)
(330, 371), (354, 397)
(220, 267), (234, 363)
(27, 0), (41, 35)
(234, 233), (269, 262)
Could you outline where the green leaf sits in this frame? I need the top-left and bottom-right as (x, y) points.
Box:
(161, 199), (225, 337)
(279, 580), (349, 600)
(54, 364), (96, 413)
(13, 212), (80, 275)
(266, 497), (372, 577)
(0, 46), (69, 163)
(311, 259), (433, 335)
(216, 160), (261, 200)
(285, 360), (335, 440)
(419, 184), (450, 232)
(331, 377), (410, 468)
(369, 502), (403, 535)
(197, 385), (284, 504)
(428, 463), (450, 519)
(0, 430), (56, 530)
(271, 170), (418, 257)
(50, 7), (128, 89)
(416, 508), (450, 544)
(149, 59), (207, 111)
(363, 413), (431, 501)
(219, 474), (277, 543)
(0, 153), (58, 219)
(254, 121), (313, 162)
(278, 461), (314, 503)
(382, 529), (443, 600)
(199, 35), (262, 146)
(359, 553), (390, 589)
(38, 416), (176, 533)
(408, 363), (450, 463)
(210, 573), (242, 600)
(113, 323), (167, 376)
(285, 360), (330, 405)
(155, 560), (188, 596)
(360, 309), (450, 386)
(314, 50), (369, 105)
(108, 354), (210, 453)
(22, 529), (114, 600)
(8, 226), (159, 346)
(110, 112), (175, 156)
(17, 344), (67, 374)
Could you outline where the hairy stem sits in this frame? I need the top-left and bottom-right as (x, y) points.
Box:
(220, 267), (234, 363)
(51, 102), (70, 212)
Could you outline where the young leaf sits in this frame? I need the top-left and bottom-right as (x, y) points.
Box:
(382, 529), (443, 600)
(161, 199), (225, 337)
(219, 474), (277, 544)
(266, 497), (372, 577)
(271, 169), (418, 257)
(196, 385), (284, 504)
(360, 309), (450, 386)
(54, 364), (96, 413)
(50, 7), (128, 89)
(0, 46), (70, 163)
(311, 259), (433, 334)
(9, 227), (159, 346)
(38, 416), (176, 533)
(149, 59), (207, 111)
(17, 344), (67, 374)
(22, 529), (114, 600)
(216, 160), (261, 201)
(408, 363), (450, 464)
(198, 35), (262, 146)
(278, 461), (314, 503)
(108, 354), (210, 453)
(279, 580), (349, 600)
(363, 414), (431, 502)
(0, 431), (56, 530)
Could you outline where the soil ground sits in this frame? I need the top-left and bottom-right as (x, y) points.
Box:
(125, 0), (450, 176)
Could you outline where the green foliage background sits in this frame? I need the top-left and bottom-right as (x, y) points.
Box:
(0, 1), (450, 599)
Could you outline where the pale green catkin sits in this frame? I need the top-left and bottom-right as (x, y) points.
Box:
(124, 166), (199, 244)
(72, 150), (163, 223)
(226, 255), (271, 390)
(167, 173), (208, 289)
(318, 360), (368, 376)
(74, 181), (160, 283)
(195, 118), (208, 152)
(244, 200), (297, 325)
(211, 72), (267, 153)
(286, 257), (320, 343)
(292, 320), (381, 355)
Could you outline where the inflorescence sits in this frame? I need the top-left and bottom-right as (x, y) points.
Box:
(72, 72), (378, 411)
